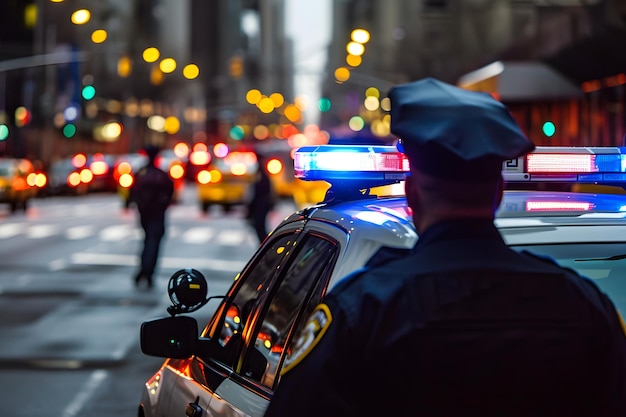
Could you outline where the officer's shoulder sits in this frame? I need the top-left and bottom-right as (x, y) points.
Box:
(519, 250), (562, 266)
(521, 250), (616, 307)
(332, 246), (412, 293)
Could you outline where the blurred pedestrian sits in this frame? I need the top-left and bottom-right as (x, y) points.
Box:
(130, 144), (174, 289)
(246, 152), (275, 243)
(264, 78), (626, 416)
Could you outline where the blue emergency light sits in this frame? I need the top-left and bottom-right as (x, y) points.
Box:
(294, 145), (409, 182)
(294, 145), (409, 202)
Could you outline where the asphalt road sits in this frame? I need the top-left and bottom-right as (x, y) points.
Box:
(0, 184), (295, 417)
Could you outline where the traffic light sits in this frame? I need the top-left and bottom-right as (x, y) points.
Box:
(14, 106), (31, 127)
(318, 98), (331, 112)
(81, 84), (96, 101)
(542, 121), (556, 137)
(63, 123), (77, 138)
(0, 124), (8, 141)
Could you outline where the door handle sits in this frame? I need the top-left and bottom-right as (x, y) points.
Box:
(186, 396), (203, 417)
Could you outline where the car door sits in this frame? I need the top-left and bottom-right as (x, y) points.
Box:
(203, 231), (339, 417)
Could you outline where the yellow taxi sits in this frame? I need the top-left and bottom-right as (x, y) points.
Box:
(196, 150), (257, 213)
(260, 151), (331, 209)
(0, 158), (42, 213)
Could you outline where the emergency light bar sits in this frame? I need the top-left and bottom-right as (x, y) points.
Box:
(293, 145), (626, 204)
(293, 145), (410, 202)
(294, 145), (409, 183)
(503, 146), (626, 183)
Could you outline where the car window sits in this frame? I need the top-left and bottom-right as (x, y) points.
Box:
(206, 233), (298, 365)
(240, 234), (338, 388)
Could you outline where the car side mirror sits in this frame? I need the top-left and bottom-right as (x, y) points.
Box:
(140, 316), (198, 359)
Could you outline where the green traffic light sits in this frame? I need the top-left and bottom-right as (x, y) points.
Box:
(63, 123), (77, 138)
(0, 124), (8, 141)
(229, 125), (244, 140)
(542, 121), (556, 137)
(81, 85), (96, 101)
(318, 97), (331, 112)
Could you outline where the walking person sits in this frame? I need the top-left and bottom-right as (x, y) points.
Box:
(130, 144), (174, 289)
(246, 152), (275, 244)
(264, 78), (626, 416)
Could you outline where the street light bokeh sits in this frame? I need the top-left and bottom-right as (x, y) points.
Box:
(71, 9), (91, 25)
(351, 29), (370, 44)
(91, 29), (108, 44)
(159, 58), (177, 74)
(142, 47), (160, 63)
(182, 64), (200, 79)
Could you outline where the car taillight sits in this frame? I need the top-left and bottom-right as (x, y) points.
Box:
(119, 173), (134, 188)
(266, 158), (283, 175)
(197, 169), (222, 184)
(90, 160), (109, 176)
(115, 161), (132, 181)
(79, 168), (94, 184)
(169, 164), (184, 180)
(28, 172), (47, 188)
(67, 171), (81, 187)
(68, 169), (93, 187)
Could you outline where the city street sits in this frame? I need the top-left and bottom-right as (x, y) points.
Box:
(0, 184), (295, 417)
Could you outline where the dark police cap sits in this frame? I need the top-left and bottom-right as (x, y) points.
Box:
(388, 77), (535, 182)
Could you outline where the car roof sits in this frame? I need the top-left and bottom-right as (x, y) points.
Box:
(272, 187), (626, 290)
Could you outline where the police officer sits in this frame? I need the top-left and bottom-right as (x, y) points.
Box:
(264, 78), (626, 416)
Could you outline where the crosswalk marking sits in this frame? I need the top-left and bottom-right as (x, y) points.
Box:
(0, 221), (256, 246)
(27, 224), (59, 239)
(66, 225), (95, 240)
(99, 225), (140, 241)
(0, 223), (25, 238)
(70, 252), (246, 273)
(216, 229), (248, 245)
(181, 227), (215, 244)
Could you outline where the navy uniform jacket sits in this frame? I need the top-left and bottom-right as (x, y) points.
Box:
(264, 219), (626, 417)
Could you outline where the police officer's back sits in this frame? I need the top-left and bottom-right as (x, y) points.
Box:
(264, 78), (626, 416)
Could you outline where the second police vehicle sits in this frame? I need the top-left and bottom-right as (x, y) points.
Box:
(138, 144), (626, 417)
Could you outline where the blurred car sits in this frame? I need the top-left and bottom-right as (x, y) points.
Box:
(0, 157), (40, 212)
(45, 157), (89, 196)
(138, 144), (626, 417)
(260, 150), (330, 209)
(196, 150), (258, 213)
(86, 153), (117, 193)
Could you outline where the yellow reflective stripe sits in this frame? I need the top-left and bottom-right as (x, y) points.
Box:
(618, 310), (626, 336)
(280, 303), (332, 376)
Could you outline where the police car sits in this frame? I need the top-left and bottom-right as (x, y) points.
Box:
(138, 144), (626, 417)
